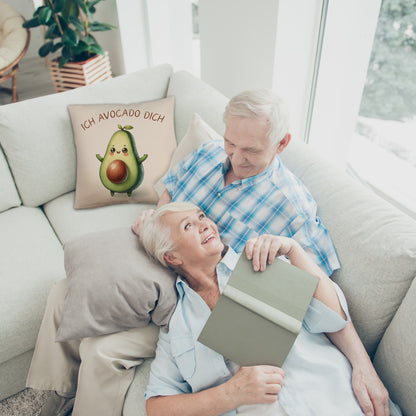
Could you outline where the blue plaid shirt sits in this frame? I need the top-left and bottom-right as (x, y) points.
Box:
(162, 140), (340, 275)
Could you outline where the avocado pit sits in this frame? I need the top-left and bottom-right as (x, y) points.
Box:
(107, 159), (128, 184)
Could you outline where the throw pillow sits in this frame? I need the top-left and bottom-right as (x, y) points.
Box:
(68, 96), (176, 209)
(154, 113), (222, 196)
(56, 227), (178, 342)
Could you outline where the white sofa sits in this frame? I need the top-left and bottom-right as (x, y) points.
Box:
(0, 64), (415, 416)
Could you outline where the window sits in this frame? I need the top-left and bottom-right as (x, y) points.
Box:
(347, 0), (416, 218)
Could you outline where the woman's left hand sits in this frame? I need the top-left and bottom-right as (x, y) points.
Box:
(245, 235), (296, 272)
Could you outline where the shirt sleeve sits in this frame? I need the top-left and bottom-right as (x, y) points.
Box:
(161, 143), (206, 199)
(290, 216), (340, 277)
(303, 282), (351, 334)
(145, 330), (192, 400)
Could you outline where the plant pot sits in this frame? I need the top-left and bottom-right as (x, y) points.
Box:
(47, 52), (112, 93)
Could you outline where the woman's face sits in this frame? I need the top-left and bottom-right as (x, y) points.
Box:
(162, 209), (224, 267)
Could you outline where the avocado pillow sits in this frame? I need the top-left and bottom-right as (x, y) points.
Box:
(68, 97), (176, 209)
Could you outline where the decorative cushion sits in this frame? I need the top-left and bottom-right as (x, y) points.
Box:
(68, 97), (176, 209)
(56, 227), (178, 342)
(154, 113), (222, 196)
(0, 64), (173, 208)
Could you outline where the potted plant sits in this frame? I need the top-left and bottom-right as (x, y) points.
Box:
(23, 0), (116, 92)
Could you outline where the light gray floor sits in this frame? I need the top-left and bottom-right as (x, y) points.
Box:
(0, 56), (55, 105)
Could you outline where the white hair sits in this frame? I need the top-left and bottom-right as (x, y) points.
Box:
(223, 89), (290, 145)
(140, 201), (200, 267)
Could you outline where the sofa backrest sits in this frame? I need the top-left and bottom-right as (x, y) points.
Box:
(281, 140), (416, 414)
(0, 64), (173, 207)
(0, 144), (21, 212)
(167, 70), (229, 143)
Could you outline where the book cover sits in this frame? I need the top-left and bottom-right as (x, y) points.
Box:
(198, 255), (319, 367)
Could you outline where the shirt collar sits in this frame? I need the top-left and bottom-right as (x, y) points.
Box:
(175, 246), (240, 295)
(221, 156), (280, 187)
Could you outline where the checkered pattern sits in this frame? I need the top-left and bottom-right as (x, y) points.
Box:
(163, 140), (340, 275)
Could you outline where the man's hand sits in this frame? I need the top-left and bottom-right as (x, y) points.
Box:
(245, 235), (296, 271)
(225, 365), (284, 408)
(131, 209), (155, 236)
(352, 364), (390, 416)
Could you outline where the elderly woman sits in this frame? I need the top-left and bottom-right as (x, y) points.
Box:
(140, 202), (400, 416)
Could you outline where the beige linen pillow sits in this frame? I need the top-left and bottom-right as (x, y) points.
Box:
(56, 227), (178, 342)
(68, 97), (176, 209)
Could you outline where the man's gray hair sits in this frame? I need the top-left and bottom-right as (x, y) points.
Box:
(223, 89), (290, 145)
(140, 201), (200, 267)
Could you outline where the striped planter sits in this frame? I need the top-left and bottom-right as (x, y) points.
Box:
(47, 52), (112, 93)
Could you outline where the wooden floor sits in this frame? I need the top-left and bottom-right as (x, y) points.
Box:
(0, 56), (56, 105)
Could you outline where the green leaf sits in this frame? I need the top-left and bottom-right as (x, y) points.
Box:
(62, 0), (79, 21)
(44, 23), (59, 39)
(62, 28), (79, 46)
(22, 17), (41, 28)
(89, 22), (116, 31)
(38, 41), (54, 57)
(59, 55), (69, 68)
(51, 42), (63, 53)
(89, 43), (105, 56)
(53, 0), (65, 13)
(39, 7), (52, 24)
(124, 125), (134, 130)
(68, 16), (84, 32)
(61, 45), (72, 59)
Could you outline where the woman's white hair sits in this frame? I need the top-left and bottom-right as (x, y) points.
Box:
(139, 201), (200, 267)
(223, 89), (290, 145)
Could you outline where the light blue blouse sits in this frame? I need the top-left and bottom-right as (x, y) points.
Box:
(145, 248), (398, 415)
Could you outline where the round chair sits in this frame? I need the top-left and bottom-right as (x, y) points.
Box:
(0, 2), (30, 103)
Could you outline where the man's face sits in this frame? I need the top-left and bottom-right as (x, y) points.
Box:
(224, 116), (279, 179)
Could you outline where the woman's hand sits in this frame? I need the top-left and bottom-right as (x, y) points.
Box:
(131, 209), (155, 236)
(245, 235), (297, 271)
(225, 365), (284, 407)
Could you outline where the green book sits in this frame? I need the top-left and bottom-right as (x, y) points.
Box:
(198, 255), (319, 367)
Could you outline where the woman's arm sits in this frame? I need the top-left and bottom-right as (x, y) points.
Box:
(245, 235), (390, 416)
(147, 365), (284, 416)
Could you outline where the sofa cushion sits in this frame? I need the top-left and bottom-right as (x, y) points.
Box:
(373, 277), (416, 416)
(68, 97), (176, 209)
(280, 141), (416, 356)
(167, 70), (228, 144)
(0, 64), (173, 208)
(56, 227), (177, 341)
(0, 206), (65, 364)
(43, 191), (151, 244)
(0, 145), (20, 213)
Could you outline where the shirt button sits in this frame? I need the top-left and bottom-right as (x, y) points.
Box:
(217, 192), (222, 197)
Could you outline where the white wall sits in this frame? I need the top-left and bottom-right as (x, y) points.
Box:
(199, 0), (280, 98)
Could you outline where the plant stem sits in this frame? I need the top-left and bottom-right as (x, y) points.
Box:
(45, 0), (64, 36)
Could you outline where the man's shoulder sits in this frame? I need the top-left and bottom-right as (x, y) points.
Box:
(268, 158), (316, 210)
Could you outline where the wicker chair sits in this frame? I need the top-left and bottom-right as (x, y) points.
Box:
(0, 2), (30, 103)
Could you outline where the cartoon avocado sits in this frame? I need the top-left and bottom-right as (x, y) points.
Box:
(96, 125), (148, 196)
